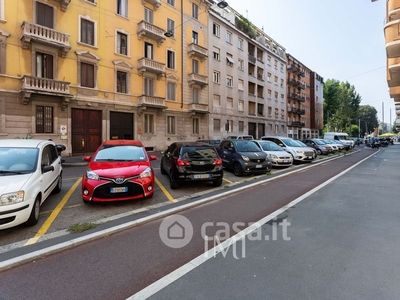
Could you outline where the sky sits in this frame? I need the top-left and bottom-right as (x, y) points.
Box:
(225, 0), (395, 126)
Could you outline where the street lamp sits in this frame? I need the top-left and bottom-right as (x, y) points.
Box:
(217, 1), (229, 8)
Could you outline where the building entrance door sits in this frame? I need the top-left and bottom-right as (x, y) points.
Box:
(71, 108), (102, 155)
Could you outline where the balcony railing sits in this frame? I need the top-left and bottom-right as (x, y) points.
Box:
(142, 0), (161, 10)
(248, 54), (256, 64)
(188, 43), (208, 60)
(22, 76), (70, 94)
(138, 95), (166, 108)
(21, 21), (71, 58)
(189, 103), (209, 113)
(288, 121), (305, 128)
(188, 73), (208, 87)
(137, 58), (165, 78)
(288, 93), (305, 102)
(137, 20), (166, 46)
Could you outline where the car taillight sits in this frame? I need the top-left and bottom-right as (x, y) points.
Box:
(177, 159), (191, 166)
(213, 158), (222, 165)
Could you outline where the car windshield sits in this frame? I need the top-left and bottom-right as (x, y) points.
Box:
(181, 147), (218, 159)
(259, 141), (282, 151)
(314, 140), (325, 145)
(235, 141), (261, 152)
(0, 147), (38, 174)
(94, 145), (147, 162)
(281, 138), (302, 147)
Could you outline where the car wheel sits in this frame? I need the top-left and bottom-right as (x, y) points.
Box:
(169, 171), (179, 189)
(212, 177), (223, 187)
(233, 162), (243, 177)
(26, 196), (40, 226)
(316, 149), (322, 155)
(160, 161), (167, 175)
(52, 173), (62, 194)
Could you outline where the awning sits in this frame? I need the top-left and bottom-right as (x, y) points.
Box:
(226, 56), (235, 64)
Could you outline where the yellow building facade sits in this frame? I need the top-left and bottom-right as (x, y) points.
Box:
(0, 0), (211, 154)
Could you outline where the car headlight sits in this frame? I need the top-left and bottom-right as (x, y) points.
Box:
(140, 167), (152, 178)
(296, 150), (304, 154)
(86, 169), (100, 180)
(241, 155), (250, 161)
(269, 154), (278, 160)
(1, 191), (24, 206)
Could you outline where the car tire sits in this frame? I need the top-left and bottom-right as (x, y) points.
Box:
(233, 162), (243, 177)
(26, 196), (40, 226)
(52, 173), (62, 194)
(169, 171), (179, 189)
(213, 177), (223, 187)
(316, 149), (322, 155)
(160, 161), (167, 175)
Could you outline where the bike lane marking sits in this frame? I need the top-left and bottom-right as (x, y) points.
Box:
(24, 178), (82, 246)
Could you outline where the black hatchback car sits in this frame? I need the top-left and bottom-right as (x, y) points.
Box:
(160, 142), (224, 189)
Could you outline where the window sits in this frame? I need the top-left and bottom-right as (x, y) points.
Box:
(192, 59), (199, 74)
(213, 119), (221, 131)
(213, 47), (220, 60)
(238, 79), (244, 91)
(238, 100), (244, 112)
(274, 91), (278, 100)
(144, 42), (153, 59)
(0, 0), (5, 21)
(316, 85), (319, 91)
(238, 38), (243, 50)
(36, 2), (53, 28)
(213, 94), (221, 107)
(226, 31), (232, 43)
(144, 77), (154, 95)
(116, 0), (128, 17)
(117, 32), (127, 55)
(81, 62), (94, 88)
(281, 94), (284, 102)
(192, 118), (199, 134)
(226, 75), (233, 87)
(36, 106), (53, 133)
(192, 3), (198, 19)
(144, 114), (154, 134)
(268, 106), (272, 116)
(80, 18), (95, 46)
(226, 53), (234, 66)
(192, 88), (199, 103)
(36, 52), (53, 79)
(167, 116), (176, 134)
(239, 121), (244, 132)
(167, 0), (175, 6)
(116, 71), (127, 93)
(167, 50), (175, 69)
(274, 76), (278, 85)
(167, 82), (176, 101)
(258, 103), (264, 116)
(267, 89), (272, 99)
(238, 59), (244, 71)
(248, 102), (256, 115)
(227, 97), (233, 109)
(274, 59), (278, 69)
(280, 79), (284, 88)
(267, 56), (271, 65)
(213, 23), (220, 37)
(144, 7), (153, 23)
(167, 19), (175, 38)
(280, 63), (284, 72)
(267, 72), (271, 82)
(192, 31), (198, 44)
(213, 71), (220, 83)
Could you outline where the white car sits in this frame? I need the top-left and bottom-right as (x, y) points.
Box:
(253, 140), (293, 167)
(0, 139), (63, 230)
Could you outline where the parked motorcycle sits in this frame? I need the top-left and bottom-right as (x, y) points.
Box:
(370, 141), (380, 149)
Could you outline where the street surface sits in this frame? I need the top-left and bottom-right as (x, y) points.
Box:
(1, 146), (397, 299)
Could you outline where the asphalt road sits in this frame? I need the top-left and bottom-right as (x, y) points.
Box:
(0, 147), (390, 300)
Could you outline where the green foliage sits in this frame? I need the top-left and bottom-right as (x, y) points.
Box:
(236, 15), (257, 39)
(68, 222), (97, 233)
(392, 122), (398, 134)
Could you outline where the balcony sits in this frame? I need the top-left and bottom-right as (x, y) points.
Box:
(287, 78), (301, 87)
(54, 0), (71, 11)
(137, 20), (166, 46)
(388, 0), (400, 22)
(142, 0), (161, 10)
(188, 73), (208, 88)
(138, 95), (166, 114)
(288, 93), (305, 102)
(20, 21), (71, 58)
(21, 75), (71, 109)
(387, 57), (400, 87)
(288, 121), (305, 128)
(389, 85), (400, 99)
(248, 54), (256, 64)
(188, 43), (208, 60)
(189, 103), (209, 114)
(137, 58), (165, 78)
(287, 64), (299, 73)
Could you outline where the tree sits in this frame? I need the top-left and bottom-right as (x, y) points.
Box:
(392, 121), (399, 134)
(358, 105), (379, 135)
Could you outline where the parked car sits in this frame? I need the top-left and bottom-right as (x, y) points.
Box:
(253, 140), (293, 167)
(81, 140), (157, 202)
(196, 139), (221, 147)
(323, 139), (344, 151)
(302, 138), (333, 155)
(260, 136), (316, 163)
(160, 142), (223, 189)
(217, 139), (271, 176)
(226, 135), (254, 140)
(0, 139), (63, 230)
(324, 132), (354, 148)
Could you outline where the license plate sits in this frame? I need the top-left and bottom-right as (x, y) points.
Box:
(255, 164), (262, 168)
(110, 187), (128, 193)
(193, 174), (210, 179)
(308, 156), (312, 159)
(283, 160), (289, 163)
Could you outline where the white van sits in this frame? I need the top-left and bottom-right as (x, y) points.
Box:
(323, 132), (354, 148)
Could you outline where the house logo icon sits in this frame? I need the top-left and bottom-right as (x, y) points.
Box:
(159, 215), (193, 248)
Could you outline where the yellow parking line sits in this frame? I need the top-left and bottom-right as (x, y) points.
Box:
(154, 177), (177, 203)
(223, 178), (233, 184)
(25, 178), (82, 246)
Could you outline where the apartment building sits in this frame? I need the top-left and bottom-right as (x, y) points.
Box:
(310, 71), (324, 137)
(207, 3), (287, 139)
(0, 0), (211, 154)
(384, 0), (400, 130)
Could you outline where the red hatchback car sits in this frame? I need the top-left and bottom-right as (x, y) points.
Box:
(81, 140), (157, 203)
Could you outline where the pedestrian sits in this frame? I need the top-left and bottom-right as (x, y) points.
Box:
(356, 137), (360, 147)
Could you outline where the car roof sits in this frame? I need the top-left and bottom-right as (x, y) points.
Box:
(102, 140), (144, 147)
(0, 139), (50, 148)
(172, 142), (217, 147)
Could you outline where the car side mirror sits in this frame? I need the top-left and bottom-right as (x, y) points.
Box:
(149, 155), (157, 161)
(83, 156), (91, 162)
(42, 165), (54, 173)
